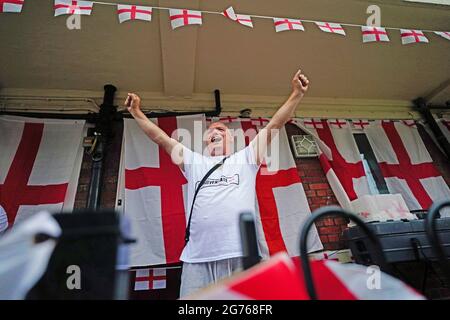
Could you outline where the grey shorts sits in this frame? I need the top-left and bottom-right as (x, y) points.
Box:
(179, 257), (243, 298)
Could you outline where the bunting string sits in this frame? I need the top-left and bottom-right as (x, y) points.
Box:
(1, 0), (449, 44)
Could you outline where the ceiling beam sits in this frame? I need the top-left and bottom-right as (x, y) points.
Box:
(158, 0), (200, 97)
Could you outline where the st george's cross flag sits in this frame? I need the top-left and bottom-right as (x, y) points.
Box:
(363, 120), (450, 214)
(118, 115), (322, 266)
(117, 4), (152, 23)
(0, 115), (85, 228)
(54, 0), (93, 16)
(400, 29), (429, 45)
(0, 0), (24, 13)
(273, 18), (304, 33)
(315, 22), (346, 36)
(361, 26), (390, 43)
(169, 9), (202, 29)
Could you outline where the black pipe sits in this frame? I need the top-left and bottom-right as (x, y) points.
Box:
(299, 206), (390, 300)
(239, 212), (261, 270)
(414, 97), (450, 159)
(86, 85), (117, 210)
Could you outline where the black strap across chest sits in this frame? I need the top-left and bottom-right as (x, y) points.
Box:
(184, 156), (229, 245)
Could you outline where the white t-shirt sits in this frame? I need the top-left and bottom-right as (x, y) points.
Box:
(180, 144), (260, 263)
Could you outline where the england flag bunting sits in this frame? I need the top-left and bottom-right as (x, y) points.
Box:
(169, 9), (202, 30)
(0, 115), (85, 228)
(400, 29), (429, 45)
(273, 18), (304, 32)
(361, 26), (390, 43)
(222, 6), (253, 28)
(315, 22), (346, 36)
(434, 31), (450, 41)
(187, 252), (423, 300)
(54, 0), (93, 16)
(0, 0), (24, 13)
(118, 115), (322, 266)
(293, 119), (371, 210)
(364, 120), (450, 214)
(117, 4), (152, 23)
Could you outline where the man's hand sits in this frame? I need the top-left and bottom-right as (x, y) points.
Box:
(291, 69), (310, 96)
(125, 93), (141, 114)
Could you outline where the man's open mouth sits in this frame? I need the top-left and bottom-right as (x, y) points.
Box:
(210, 135), (223, 143)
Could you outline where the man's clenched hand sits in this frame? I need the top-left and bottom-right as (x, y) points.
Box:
(125, 93), (141, 114)
(291, 69), (310, 96)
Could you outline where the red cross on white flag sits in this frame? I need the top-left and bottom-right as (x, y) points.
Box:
(0, 116), (85, 227)
(134, 268), (167, 291)
(54, 0), (93, 16)
(328, 119), (348, 129)
(169, 9), (202, 30)
(352, 119), (370, 129)
(315, 22), (346, 36)
(364, 121), (450, 211)
(400, 29), (429, 45)
(434, 31), (450, 41)
(117, 4), (152, 23)
(0, 0), (24, 13)
(273, 18), (304, 32)
(222, 6), (253, 28)
(361, 26), (390, 43)
(303, 118), (324, 129)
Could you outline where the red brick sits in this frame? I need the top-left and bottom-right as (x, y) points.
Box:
(316, 190), (328, 197)
(305, 190), (316, 197)
(319, 226), (341, 235)
(319, 235), (329, 243)
(309, 183), (329, 190)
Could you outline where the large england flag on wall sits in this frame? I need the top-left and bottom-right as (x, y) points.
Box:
(119, 115), (322, 266)
(0, 115), (85, 229)
(364, 120), (450, 212)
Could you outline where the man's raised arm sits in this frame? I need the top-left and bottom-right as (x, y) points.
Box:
(252, 69), (310, 165)
(126, 93), (184, 168)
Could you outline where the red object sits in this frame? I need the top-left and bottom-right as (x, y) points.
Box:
(0, 123), (68, 226)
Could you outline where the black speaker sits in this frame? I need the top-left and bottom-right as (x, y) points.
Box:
(27, 210), (125, 300)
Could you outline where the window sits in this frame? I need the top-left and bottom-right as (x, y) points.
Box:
(354, 133), (389, 195)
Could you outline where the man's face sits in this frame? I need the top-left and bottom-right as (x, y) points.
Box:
(205, 122), (232, 156)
